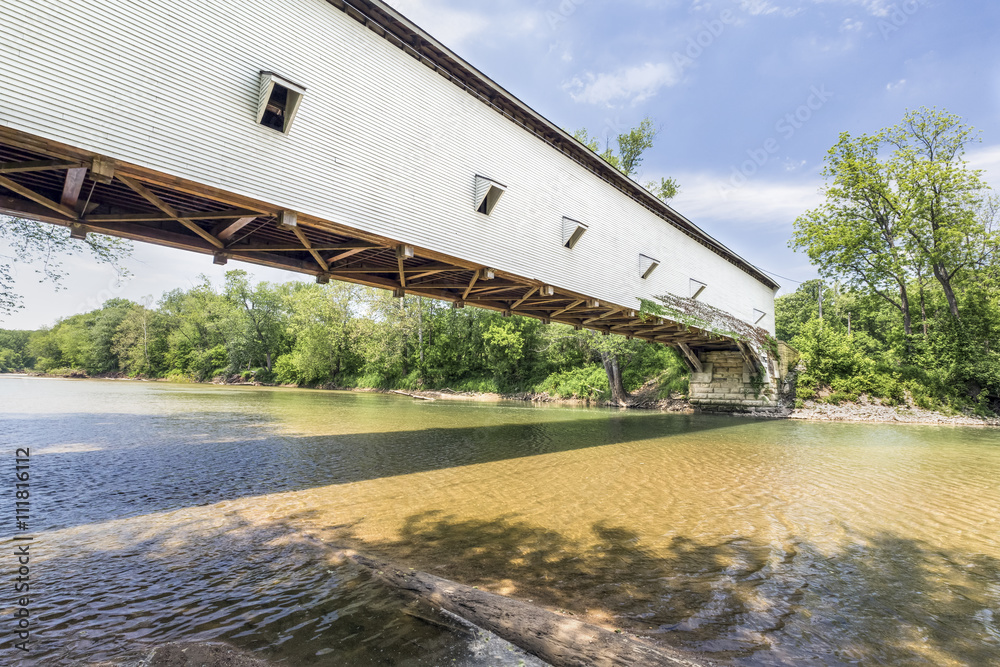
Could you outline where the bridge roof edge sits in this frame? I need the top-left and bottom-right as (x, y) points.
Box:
(332, 0), (780, 291)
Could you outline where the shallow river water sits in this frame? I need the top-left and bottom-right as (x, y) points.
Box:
(2, 376), (999, 665)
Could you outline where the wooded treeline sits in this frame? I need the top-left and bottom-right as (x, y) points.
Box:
(0, 269), (688, 401)
(780, 109), (1000, 414)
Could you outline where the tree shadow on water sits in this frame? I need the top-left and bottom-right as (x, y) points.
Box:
(339, 512), (1000, 665)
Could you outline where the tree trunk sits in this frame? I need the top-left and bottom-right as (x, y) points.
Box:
(601, 351), (629, 406)
(265, 352), (271, 371)
(932, 262), (961, 320)
(919, 288), (928, 337)
(417, 297), (424, 366)
(349, 552), (705, 667)
(899, 283), (913, 337)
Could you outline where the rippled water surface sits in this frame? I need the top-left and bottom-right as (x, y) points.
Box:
(2, 376), (999, 665)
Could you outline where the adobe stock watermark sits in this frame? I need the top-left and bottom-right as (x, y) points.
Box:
(671, 9), (737, 76)
(75, 274), (136, 314)
(720, 85), (834, 199)
(878, 0), (930, 40)
(545, 0), (588, 32)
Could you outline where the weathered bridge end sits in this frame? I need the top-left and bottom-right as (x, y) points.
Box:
(688, 342), (799, 415)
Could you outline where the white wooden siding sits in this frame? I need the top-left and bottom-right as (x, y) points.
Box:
(0, 0), (777, 334)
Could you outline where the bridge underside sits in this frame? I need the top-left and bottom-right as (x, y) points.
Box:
(0, 127), (741, 352)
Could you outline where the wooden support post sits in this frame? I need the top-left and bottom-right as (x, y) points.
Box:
(462, 271), (480, 300)
(61, 168), (88, 208)
(291, 225), (330, 272)
(396, 244), (414, 288)
(215, 216), (257, 242)
(510, 286), (538, 310)
(677, 343), (704, 374)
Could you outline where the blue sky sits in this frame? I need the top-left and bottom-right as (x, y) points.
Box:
(4, 0), (1000, 328)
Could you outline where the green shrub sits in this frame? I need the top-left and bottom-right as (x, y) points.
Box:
(273, 355), (300, 385)
(535, 365), (609, 400)
(824, 391), (858, 405)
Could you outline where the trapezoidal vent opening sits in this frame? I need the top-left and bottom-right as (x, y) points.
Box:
(257, 71), (306, 135)
(562, 216), (588, 249)
(475, 175), (506, 216)
(639, 254), (660, 279)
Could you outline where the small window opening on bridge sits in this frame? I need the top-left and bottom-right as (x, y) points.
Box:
(257, 72), (306, 135)
(690, 279), (707, 299)
(562, 217), (588, 249)
(640, 254), (660, 279)
(475, 175), (506, 215)
(753, 309), (767, 324)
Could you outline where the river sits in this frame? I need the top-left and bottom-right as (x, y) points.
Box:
(2, 376), (999, 665)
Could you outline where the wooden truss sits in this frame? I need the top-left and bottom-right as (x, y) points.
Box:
(0, 126), (738, 351)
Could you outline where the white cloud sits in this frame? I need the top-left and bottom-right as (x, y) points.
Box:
(668, 171), (825, 231)
(967, 145), (1000, 190)
(841, 17), (864, 31)
(886, 78), (907, 92)
(739, 0), (803, 17)
(382, 0), (492, 50)
(564, 62), (680, 107)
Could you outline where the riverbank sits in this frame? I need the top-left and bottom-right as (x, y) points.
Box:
(14, 371), (999, 426)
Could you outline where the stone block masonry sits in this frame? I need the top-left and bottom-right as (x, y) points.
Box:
(689, 350), (785, 415)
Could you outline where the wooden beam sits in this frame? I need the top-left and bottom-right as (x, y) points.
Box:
(60, 168), (88, 208)
(84, 209), (261, 224)
(677, 343), (704, 374)
(402, 282), (470, 290)
(117, 175), (224, 249)
(0, 159), (83, 174)
(291, 226), (330, 272)
(215, 216), (257, 242)
(0, 194), (77, 225)
(326, 247), (368, 263)
(583, 308), (623, 325)
(408, 268), (448, 281)
(0, 175), (77, 219)
(462, 271), (480, 300)
(551, 300), (584, 318)
(235, 242), (382, 253)
(510, 286), (538, 310)
(467, 285), (525, 297)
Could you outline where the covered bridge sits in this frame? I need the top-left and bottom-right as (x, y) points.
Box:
(0, 0), (784, 407)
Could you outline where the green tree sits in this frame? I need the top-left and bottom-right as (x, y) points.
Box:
(792, 130), (916, 336)
(573, 119), (680, 201)
(282, 282), (361, 384)
(113, 302), (166, 376)
(222, 270), (285, 371)
(0, 217), (132, 318)
(888, 108), (994, 319)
